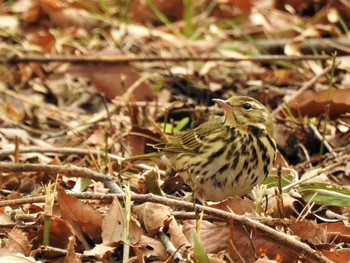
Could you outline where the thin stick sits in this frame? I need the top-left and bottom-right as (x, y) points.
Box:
(2, 55), (331, 65)
(0, 162), (123, 194)
(0, 146), (165, 175)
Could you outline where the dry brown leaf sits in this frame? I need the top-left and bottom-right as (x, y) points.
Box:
(320, 248), (350, 263)
(57, 188), (102, 240)
(227, 225), (302, 262)
(54, 236), (80, 263)
(32, 222), (79, 262)
(289, 87), (350, 117)
(0, 228), (32, 256)
(318, 221), (350, 243)
(102, 198), (143, 245)
(183, 220), (230, 253)
(133, 202), (172, 236)
(137, 235), (168, 261)
(83, 244), (116, 262)
(33, 216), (74, 249)
(133, 202), (190, 248)
(289, 220), (327, 245)
(183, 220), (303, 262)
(208, 196), (256, 215)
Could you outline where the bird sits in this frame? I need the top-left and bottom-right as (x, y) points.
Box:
(124, 95), (276, 201)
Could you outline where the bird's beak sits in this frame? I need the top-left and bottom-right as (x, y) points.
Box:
(213, 98), (233, 111)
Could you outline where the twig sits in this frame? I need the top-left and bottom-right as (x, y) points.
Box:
(1, 55), (331, 65)
(157, 231), (185, 262)
(0, 192), (332, 263)
(0, 192), (291, 227)
(39, 246), (68, 256)
(248, 38), (350, 54)
(0, 146), (166, 175)
(0, 162), (123, 194)
(308, 124), (337, 157)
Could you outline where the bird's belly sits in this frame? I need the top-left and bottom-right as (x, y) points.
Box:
(196, 158), (270, 201)
(171, 134), (275, 201)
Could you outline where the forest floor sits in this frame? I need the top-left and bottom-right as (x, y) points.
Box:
(1, 0), (350, 262)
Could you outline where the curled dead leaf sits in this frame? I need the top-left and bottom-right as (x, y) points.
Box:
(289, 87), (350, 117)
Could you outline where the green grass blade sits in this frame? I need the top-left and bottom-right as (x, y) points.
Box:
(183, 0), (193, 37)
(192, 230), (210, 263)
(299, 182), (350, 207)
(145, 0), (180, 36)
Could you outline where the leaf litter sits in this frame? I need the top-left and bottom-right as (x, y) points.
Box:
(1, 0), (350, 262)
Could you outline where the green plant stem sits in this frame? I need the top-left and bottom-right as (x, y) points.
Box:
(43, 216), (51, 246)
(319, 53), (336, 155)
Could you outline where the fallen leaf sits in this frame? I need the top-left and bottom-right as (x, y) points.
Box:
(289, 87), (350, 117)
(133, 202), (171, 236)
(133, 202), (190, 248)
(57, 188), (102, 240)
(102, 198), (143, 245)
(0, 228), (32, 256)
(83, 244), (116, 262)
(183, 220), (229, 253)
(137, 235), (168, 261)
(183, 220), (303, 262)
(318, 221), (350, 243)
(33, 216), (74, 250)
(208, 196), (257, 215)
(289, 220), (327, 245)
(321, 248), (350, 263)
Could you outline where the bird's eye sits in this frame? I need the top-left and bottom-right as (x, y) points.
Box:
(243, 103), (253, 111)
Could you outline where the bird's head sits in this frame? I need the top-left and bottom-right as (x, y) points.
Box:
(213, 96), (274, 138)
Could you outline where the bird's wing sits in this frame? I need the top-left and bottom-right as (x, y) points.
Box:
(161, 119), (222, 154)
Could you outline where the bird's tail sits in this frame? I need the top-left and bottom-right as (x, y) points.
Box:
(122, 151), (163, 164)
